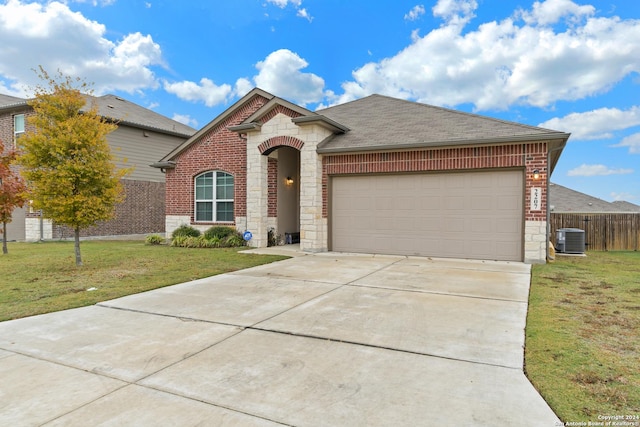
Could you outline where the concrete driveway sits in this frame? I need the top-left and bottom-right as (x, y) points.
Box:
(0, 251), (560, 426)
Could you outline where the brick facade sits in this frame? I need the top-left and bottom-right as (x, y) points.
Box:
(49, 179), (166, 238)
(267, 157), (278, 218)
(322, 142), (549, 220)
(165, 95), (270, 223)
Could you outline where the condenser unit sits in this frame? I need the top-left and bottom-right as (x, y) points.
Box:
(556, 228), (585, 254)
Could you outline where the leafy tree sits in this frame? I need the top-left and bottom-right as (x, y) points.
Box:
(0, 138), (27, 254)
(18, 68), (130, 266)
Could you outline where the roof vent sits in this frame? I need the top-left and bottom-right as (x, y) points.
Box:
(115, 96), (125, 101)
(107, 104), (115, 109)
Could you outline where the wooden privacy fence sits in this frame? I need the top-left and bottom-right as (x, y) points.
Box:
(550, 213), (640, 251)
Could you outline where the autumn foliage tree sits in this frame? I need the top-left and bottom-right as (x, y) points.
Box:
(0, 138), (27, 254)
(18, 68), (130, 266)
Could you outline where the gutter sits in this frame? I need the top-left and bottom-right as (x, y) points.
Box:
(546, 140), (569, 262)
(317, 132), (571, 154)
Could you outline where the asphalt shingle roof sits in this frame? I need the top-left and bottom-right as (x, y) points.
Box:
(0, 94), (26, 108)
(316, 94), (568, 153)
(0, 93), (196, 138)
(549, 182), (640, 213)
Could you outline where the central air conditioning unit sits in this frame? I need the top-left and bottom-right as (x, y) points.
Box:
(556, 228), (585, 254)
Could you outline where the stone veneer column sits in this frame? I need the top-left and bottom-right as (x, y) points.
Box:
(245, 140), (269, 248)
(524, 220), (547, 263)
(298, 127), (331, 252)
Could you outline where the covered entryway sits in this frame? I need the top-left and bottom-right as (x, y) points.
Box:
(330, 170), (524, 261)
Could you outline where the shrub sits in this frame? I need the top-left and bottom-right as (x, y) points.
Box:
(225, 233), (246, 248)
(204, 226), (236, 240)
(170, 235), (188, 247)
(171, 224), (201, 240)
(145, 234), (165, 245)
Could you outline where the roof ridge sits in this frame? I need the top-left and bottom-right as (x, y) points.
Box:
(320, 93), (563, 135)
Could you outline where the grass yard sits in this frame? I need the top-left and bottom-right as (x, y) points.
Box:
(526, 251), (640, 423)
(0, 240), (287, 322)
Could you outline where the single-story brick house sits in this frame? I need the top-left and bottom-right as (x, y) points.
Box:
(549, 183), (640, 213)
(0, 93), (196, 241)
(154, 88), (570, 263)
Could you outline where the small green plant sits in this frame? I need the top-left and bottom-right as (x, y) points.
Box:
(204, 226), (236, 240)
(171, 224), (201, 240)
(267, 227), (282, 247)
(145, 234), (165, 245)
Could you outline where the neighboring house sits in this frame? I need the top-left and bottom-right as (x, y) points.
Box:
(153, 88), (570, 263)
(549, 183), (640, 213)
(548, 182), (640, 251)
(0, 93), (196, 241)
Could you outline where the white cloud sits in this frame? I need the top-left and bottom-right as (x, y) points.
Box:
(163, 78), (232, 107)
(234, 78), (253, 98)
(518, 0), (594, 26)
(432, 0), (477, 25)
(612, 133), (640, 154)
(265, 0), (302, 7)
(567, 164), (634, 177)
(538, 106), (640, 140)
(253, 49), (325, 105)
(405, 5), (426, 21)
(330, 0), (640, 111)
(163, 49), (324, 108)
(0, 0), (163, 96)
(265, 0), (309, 21)
(611, 192), (636, 202)
(172, 113), (198, 128)
(297, 8), (313, 22)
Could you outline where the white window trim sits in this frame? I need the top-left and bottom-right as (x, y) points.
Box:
(14, 114), (25, 146)
(194, 171), (234, 223)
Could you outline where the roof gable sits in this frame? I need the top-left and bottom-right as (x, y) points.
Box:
(157, 88), (275, 163)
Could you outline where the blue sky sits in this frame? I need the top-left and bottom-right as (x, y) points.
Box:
(1, 0), (639, 202)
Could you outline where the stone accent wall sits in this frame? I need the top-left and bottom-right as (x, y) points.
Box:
(245, 112), (333, 251)
(49, 179), (166, 239)
(525, 220), (547, 263)
(25, 217), (53, 241)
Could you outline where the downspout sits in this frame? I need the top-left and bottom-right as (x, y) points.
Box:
(546, 142), (567, 261)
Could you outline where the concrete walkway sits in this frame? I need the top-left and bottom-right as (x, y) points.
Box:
(0, 251), (561, 426)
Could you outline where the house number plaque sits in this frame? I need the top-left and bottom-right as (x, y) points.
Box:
(530, 187), (541, 211)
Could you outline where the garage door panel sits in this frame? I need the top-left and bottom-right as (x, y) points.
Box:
(331, 171), (523, 261)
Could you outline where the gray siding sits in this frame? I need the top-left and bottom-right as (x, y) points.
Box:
(108, 125), (186, 183)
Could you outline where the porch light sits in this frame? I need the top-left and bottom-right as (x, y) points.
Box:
(532, 169), (540, 180)
(286, 176), (294, 185)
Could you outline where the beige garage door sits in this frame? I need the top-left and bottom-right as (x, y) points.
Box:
(331, 170), (523, 261)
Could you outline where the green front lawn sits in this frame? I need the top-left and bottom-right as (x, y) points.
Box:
(0, 241), (287, 322)
(527, 251), (640, 422)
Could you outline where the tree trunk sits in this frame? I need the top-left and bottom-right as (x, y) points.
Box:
(2, 221), (7, 254)
(74, 227), (83, 266)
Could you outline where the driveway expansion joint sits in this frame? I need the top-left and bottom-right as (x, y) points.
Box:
(247, 326), (523, 371)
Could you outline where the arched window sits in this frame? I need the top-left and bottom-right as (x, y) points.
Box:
(194, 171), (234, 222)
